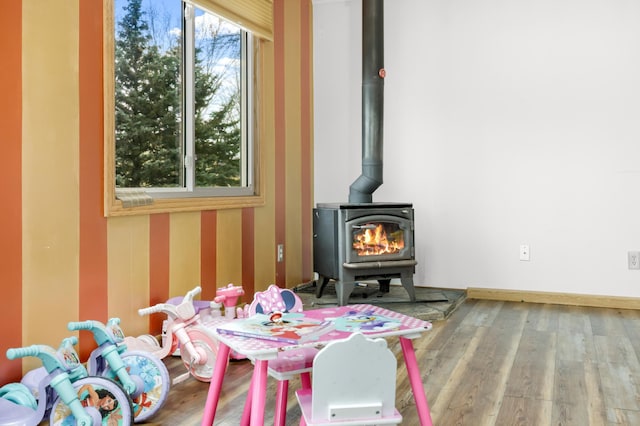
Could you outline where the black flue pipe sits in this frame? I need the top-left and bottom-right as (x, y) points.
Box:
(349, 0), (384, 204)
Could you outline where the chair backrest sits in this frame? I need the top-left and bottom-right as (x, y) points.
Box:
(310, 332), (399, 423)
(246, 284), (304, 316)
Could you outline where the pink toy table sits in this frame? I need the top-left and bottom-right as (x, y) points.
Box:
(200, 304), (433, 426)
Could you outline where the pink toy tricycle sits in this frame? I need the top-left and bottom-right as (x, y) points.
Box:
(136, 286), (221, 383)
(212, 283), (245, 320)
(205, 284), (247, 360)
(134, 284), (246, 383)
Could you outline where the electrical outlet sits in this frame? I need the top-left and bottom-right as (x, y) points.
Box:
(519, 245), (530, 261)
(277, 244), (284, 262)
(628, 251), (640, 270)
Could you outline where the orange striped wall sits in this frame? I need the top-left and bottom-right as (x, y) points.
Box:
(300, 0), (314, 281)
(79, 0), (109, 359)
(0, 0), (23, 383)
(0, 0), (313, 382)
(274, 0), (287, 287)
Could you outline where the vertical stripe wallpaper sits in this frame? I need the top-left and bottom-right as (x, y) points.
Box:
(22, 0), (80, 374)
(200, 210), (218, 301)
(242, 208), (256, 298)
(79, 0), (109, 360)
(0, 0), (314, 382)
(148, 214), (170, 336)
(283, 2), (304, 287)
(273, 0), (287, 287)
(0, 0), (23, 383)
(300, 0), (314, 281)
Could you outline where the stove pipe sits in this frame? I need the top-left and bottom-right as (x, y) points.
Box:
(349, 0), (384, 204)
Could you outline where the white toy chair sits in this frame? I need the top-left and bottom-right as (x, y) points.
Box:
(241, 284), (319, 426)
(296, 332), (402, 426)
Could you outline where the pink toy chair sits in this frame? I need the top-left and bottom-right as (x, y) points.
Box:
(242, 283), (304, 317)
(241, 284), (318, 426)
(295, 332), (402, 425)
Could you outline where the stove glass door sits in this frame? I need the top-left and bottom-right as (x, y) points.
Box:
(345, 214), (413, 264)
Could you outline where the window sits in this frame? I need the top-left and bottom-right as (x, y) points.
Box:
(105, 0), (267, 215)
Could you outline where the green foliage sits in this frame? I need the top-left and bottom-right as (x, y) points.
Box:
(115, 0), (241, 188)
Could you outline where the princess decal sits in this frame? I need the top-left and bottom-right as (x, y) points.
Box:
(334, 310), (401, 333)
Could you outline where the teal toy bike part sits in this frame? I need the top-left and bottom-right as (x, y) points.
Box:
(0, 383), (37, 410)
(49, 376), (133, 426)
(68, 318), (170, 423)
(2, 337), (133, 426)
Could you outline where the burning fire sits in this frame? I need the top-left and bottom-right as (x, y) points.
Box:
(353, 224), (404, 256)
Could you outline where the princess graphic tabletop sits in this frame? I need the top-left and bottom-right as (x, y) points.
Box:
(214, 304), (431, 355)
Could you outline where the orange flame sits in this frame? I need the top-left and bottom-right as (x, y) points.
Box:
(353, 224), (404, 256)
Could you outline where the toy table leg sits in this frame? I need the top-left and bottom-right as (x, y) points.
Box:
(400, 336), (433, 426)
(250, 359), (269, 425)
(201, 342), (231, 426)
(274, 380), (288, 426)
(240, 363), (259, 424)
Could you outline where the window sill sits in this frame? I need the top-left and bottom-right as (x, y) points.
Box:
(104, 193), (265, 217)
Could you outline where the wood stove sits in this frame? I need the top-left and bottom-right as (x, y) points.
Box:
(313, 202), (417, 306)
(313, 0), (418, 305)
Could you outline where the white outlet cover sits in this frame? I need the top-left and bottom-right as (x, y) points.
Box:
(519, 245), (530, 261)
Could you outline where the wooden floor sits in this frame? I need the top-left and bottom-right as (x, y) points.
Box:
(145, 299), (640, 425)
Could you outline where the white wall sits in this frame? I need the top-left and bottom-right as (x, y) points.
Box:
(312, 0), (640, 297)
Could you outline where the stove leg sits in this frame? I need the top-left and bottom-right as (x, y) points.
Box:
(400, 275), (417, 302)
(335, 281), (356, 306)
(315, 275), (330, 298)
(378, 279), (390, 293)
